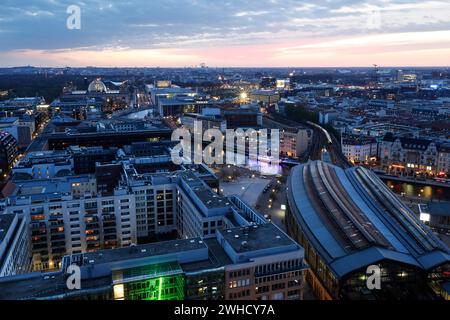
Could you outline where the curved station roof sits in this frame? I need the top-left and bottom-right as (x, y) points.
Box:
(287, 161), (450, 279)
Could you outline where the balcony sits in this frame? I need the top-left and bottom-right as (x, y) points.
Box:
(85, 209), (98, 215)
(31, 229), (47, 236)
(51, 247), (66, 254)
(49, 220), (64, 227)
(104, 234), (117, 241)
(85, 229), (100, 236)
(84, 215), (99, 223)
(104, 240), (117, 249)
(86, 242), (100, 250)
(50, 234), (65, 241)
(50, 226), (65, 235)
(104, 227), (117, 235)
(85, 224), (100, 234)
(31, 236), (47, 245)
(30, 221), (46, 230)
(50, 240), (66, 249)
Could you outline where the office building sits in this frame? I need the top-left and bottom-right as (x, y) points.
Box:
(1, 143), (296, 273)
(0, 214), (31, 277)
(0, 131), (18, 177)
(0, 222), (306, 300)
(249, 90), (280, 106)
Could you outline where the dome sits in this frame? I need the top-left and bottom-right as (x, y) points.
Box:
(88, 79), (107, 93)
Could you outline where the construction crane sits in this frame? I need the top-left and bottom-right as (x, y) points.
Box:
(373, 64), (379, 73)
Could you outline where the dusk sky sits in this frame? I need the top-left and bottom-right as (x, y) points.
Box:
(1, 0), (450, 67)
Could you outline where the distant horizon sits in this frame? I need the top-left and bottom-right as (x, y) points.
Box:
(1, 1), (450, 67)
(0, 0), (450, 68)
(2, 64), (450, 69)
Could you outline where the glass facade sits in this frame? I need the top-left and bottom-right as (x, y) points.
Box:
(112, 262), (185, 300)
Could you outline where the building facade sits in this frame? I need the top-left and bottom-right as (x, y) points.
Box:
(280, 128), (313, 159)
(379, 133), (440, 175)
(0, 223), (306, 301)
(0, 214), (32, 277)
(0, 131), (18, 177)
(341, 133), (378, 164)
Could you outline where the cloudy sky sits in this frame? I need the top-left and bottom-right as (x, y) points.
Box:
(1, 0), (450, 67)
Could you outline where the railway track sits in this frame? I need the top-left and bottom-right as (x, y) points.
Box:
(266, 112), (352, 168)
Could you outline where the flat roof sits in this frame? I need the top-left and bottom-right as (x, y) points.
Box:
(9, 175), (93, 203)
(0, 214), (15, 243)
(0, 272), (68, 300)
(428, 202), (450, 217)
(181, 172), (230, 210)
(219, 223), (294, 254)
(80, 238), (206, 266)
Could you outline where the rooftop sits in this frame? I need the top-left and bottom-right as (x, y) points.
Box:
(0, 214), (15, 243)
(79, 238), (207, 266)
(219, 223), (295, 254)
(287, 161), (450, 278)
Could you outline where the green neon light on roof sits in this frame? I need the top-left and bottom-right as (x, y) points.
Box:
(158, 277), (163, 300)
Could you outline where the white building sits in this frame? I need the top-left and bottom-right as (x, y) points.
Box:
(437, 143), (450, 175)
(341, 134), (378, 164)
(280, 128), (313, 158)
(12, 150), (73, 180)
(0, 214), (31, 277)
(379, 134), (438, 175)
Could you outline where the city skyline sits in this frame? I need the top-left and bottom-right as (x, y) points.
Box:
(1, 0), (450, 67)
(0, 0), (450, 305)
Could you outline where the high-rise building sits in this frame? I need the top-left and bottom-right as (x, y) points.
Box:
(0, 131), (18, 177)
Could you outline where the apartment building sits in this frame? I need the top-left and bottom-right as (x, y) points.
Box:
(280, 128), (313, 159)
(437, 143), (450, 175)
(341, 133), (378, 164)
(379, 133), (439, 175)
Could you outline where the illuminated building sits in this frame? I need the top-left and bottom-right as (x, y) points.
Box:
(0, 224), (306, 300)
(341, 133), (377, 164)
(437, 143), (450, 176)
(50, 79), (130, 118)
(0, 131), (18, 177)
(249, 90), (280, 106)
(379, 133), (440, 175)
(280, 127), (313, 159)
